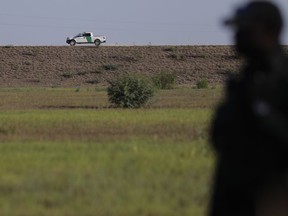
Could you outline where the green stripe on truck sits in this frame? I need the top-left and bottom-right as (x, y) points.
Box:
(86, 36), (92, 43)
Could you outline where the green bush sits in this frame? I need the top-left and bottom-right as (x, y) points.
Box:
(196, 79), (209, 89)
(152, 71), (177, 89)
(107, 74), (155, 108)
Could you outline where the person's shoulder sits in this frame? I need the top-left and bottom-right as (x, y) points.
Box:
(270, 48), (288, 75)
(277, 47), (288, 64)
(277, 52), (288, 73)
(224, 73), (243, 94)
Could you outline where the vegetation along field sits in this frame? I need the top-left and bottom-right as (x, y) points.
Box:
(0, 45), (230, 216)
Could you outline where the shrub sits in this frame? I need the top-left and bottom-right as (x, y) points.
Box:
(4, 45), (14, 48)
(77, 71), (87, 76)
(62, 72), (73, 78)
(169, 53), (185, 61)
(22, 51), (37, 57)
(102, 64), (119, 71)
(152, 71), (177, 89)
(107, 74), (155, 108)
(90, 69), (103, 74)
(162, 47), (175, 52)
(196, 79), (209, 89)
(86, 79), (100, 84)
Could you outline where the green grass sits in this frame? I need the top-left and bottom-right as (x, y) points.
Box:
(0, 87), (223, 110)
(0, 140), (213, 216)
(0, 87), (221, 216)
(0, 109), (211, 142)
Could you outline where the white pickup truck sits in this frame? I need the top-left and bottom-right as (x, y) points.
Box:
(66, 32), (106, 46)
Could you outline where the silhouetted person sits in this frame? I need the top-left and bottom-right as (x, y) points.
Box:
(209, 1), (288, 216)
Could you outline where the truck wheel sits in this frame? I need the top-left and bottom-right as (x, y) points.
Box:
(94, 40), (101, 46)
(70, 40), (76, 46)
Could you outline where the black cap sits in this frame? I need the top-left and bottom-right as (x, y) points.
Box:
(224, 1), (283, 34)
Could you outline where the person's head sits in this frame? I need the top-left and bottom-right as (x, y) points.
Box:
(224, 1), (283, 57)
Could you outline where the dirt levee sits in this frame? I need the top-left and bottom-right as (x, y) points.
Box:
(0, 45), (241, 87)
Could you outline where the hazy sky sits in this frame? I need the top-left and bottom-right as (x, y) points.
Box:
(1, 0), (288, 46)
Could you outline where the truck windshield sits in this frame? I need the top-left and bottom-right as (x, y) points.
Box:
(75, 33), (83, 38)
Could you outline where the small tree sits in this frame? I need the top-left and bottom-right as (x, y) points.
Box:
(152, 71), (177, 89)
(107, 74), (155, 108)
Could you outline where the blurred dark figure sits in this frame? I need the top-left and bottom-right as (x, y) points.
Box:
(209, 1), (288, 216)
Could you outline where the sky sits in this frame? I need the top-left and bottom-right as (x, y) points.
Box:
(1, 0), (288, 46)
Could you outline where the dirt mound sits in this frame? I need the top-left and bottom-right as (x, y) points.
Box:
(0, 45), (241, 87)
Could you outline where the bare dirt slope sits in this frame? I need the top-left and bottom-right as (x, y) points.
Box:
(0, 45), (241, 87)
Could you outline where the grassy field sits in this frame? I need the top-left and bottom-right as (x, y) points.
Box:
(0, 87), (222, 216)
